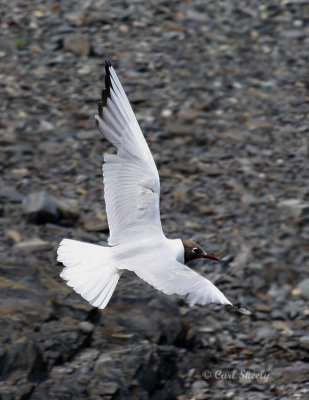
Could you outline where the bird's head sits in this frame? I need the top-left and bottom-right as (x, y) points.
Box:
(182, 239), (220, 264)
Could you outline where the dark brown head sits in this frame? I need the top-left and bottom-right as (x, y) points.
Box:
(182, 239), (220, 264)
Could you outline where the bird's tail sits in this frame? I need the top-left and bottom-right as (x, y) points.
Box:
(57, 239), (120, 309)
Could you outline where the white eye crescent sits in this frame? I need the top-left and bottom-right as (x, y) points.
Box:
(192, 247), (199, 254)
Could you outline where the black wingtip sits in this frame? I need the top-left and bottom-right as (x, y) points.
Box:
(104, 61), (112, 98)
(227, 303), (252, 316)
(101, 89), (109, 106)
(98, 102), (103, 118)
(99, 61), (113, 118)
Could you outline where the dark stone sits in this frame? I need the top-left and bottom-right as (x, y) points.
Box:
(0, 340), (47, 381)
(23, 191), (59, 223)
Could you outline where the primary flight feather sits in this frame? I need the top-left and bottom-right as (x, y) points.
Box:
(57, 62), (232, 309)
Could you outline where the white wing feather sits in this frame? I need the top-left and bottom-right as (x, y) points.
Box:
(95, 63), (163, 245)
(131, 257), (231, 306)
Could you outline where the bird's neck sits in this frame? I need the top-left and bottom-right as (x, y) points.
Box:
(166, 238), (184, 264)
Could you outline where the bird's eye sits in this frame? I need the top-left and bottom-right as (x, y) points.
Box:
(192, 247), (199, 254)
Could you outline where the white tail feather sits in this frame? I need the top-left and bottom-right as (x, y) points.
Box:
(57, 239), (120, 309)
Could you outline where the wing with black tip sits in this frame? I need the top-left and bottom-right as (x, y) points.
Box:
(95, 63), (163, 245)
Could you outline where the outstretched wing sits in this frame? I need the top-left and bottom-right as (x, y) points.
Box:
(131, 257), (232, 306)
(95, 62), (163, 246)
(116, 242), (232, 306)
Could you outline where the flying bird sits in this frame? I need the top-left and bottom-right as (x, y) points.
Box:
(57, 62), (232, 309)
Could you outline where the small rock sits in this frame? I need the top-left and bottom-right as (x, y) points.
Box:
(78, 321), (94, 333)
(82, 215), (108, 232)
(14, 239), (53, 253)
(296, 278), (309, 300)
(39, 120), (54, 132)
(277, 199), (309, 218)
(284, 300), (302, 318)
(256, 327), (277, 339)
(76, 187), (87, 195)
(23, 191), (78, 223)
(299, 336), (309, 350)
(167, 122), (192, 136)
(271, 308), (286, 319)
(94, 353), (113, 375)
(248, 262), (264, 270)
(192, 380), (208, 399)
(76, 130), (98, 140)
(23, 191), (59, 223)
(177, 108), (198, 122)
(54, 197), (79, 220)
(63, 34), (90, 56)
(161, 109), (172, 118)
(281, 29), (304, 39)
(205, 167), (225, 177)
(6, 230), (21, 243)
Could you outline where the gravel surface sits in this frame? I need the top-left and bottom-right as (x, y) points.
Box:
(1, 0), (309, 399)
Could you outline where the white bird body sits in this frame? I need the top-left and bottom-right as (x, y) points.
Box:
(167, 238), (185, 264)
(57, 62), (232, 309)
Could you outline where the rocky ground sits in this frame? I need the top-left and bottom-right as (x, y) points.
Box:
(1, 0), (309, 399)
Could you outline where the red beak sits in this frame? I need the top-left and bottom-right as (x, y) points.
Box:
(203, 253), (220, 262)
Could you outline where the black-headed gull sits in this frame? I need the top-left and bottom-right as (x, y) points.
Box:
(57, 62), (232, 309)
